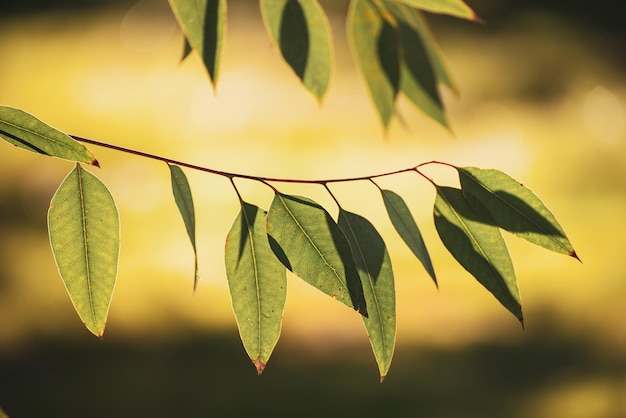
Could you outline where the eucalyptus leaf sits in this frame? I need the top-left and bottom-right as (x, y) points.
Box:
(0, 106), (98, 166)
(434, 186), (522, 323)
(338, 210), (395, 381)
(394, 0), (479, 21)
(267, 193), (367, 316)
(48, 164), (120, 337)
(226, 202), (287, 374)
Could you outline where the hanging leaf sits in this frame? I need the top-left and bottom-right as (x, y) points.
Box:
(226, 201), (287, 375)
(395, 0), (480, 21)
(48, 164), (120, 337)
(433, 186), (522, 323)
(381, 189), (437, 286)
(0, 106), (98, 166)
(348, 0), (400, 129)
(168, 0), (226, 88)
(338, 209), (395, 381)
(458, 167), (578, 259)
(267, 193), (367, 316)
(260, 0), (333, 102)
(168, 164), (199, 291)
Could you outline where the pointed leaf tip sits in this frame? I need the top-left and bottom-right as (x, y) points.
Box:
(253, 359), (266, 375)
(92, 159), (100, 168)
(570, 250), (582, 262)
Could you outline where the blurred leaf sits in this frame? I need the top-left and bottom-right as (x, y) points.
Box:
(381, 189), (436, 286)
(168, 0), (226, 88)
(0, 406), (7, 418)
(338, 209), (395, 381)
(395, 0), (479, 21)
(225, 201), (287, 374)
(48, 164), (120, 337)
(267, 193), (367, 316)
(0, 105), (98, 166)
(348, 0), (400, 129)
(458, 167), (578, 259)
(261, 0), (333, 102)
(168, 164), (199, 291)
(181, 37), (192, 62)
(434, 186), (522, 323)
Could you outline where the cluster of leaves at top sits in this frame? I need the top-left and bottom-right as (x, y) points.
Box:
(0, 0), (578, 381)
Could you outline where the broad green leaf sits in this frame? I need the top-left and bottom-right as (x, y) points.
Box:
(458, 167), (578, 259)
(168, 0), (226, 88)
(385, 3), (448, 127)
(0, 106), (98, 166)
(348, 0), (400, 129)
(260, 0), (333, 102)
(338, 210), (395, 381)
(267, 193), (367, 316)
(381, 189), (436, 286)
(434, 186), (522, 323)
(394, 0), (479, 21)
(168, 164), (199, 291)
(225, 202), (287, 374)
(48, 164), (120, 337)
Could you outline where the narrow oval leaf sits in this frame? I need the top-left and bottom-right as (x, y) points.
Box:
(381, 189), (436, 286)
(260, 0), (333, 102)
(226, 202), (287, 374)
(168, 164), (199, 291)
(168, 0), (226, 88)
(338, 210), (395, 381)
(458, 167), (578, 259)
(434, 186), (522, 323)
(0, 106), (98, 166)
(396, 0), (479, 21)
(48, 164), (120, 337)
(267, 193), (367, 316)
(348, 0), (400, 129)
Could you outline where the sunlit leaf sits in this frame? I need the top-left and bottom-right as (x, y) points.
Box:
(168, 164), (199, 291)
(458, 167), (578, 259)
(0, 106), (98, 166)
(348, 0), (400, 129)
(260, 0), (333, 102)
(267, 193), (367, 316)
(434, 186), (522, 323)
(338, 209), (395, 381)
(168, 0), (226, 88)
(225, 201), (287, 374)
(381, 189), (436, 286)
(48, 164), (120, 337)
(395, 0), (479, 21)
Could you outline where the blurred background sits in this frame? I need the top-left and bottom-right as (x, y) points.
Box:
(1, 0), (625, 416)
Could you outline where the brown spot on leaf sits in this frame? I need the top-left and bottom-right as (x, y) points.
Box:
(252, 358), (266, 375)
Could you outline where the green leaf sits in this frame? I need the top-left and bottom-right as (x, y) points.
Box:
(458, 167), (578, 259)
(225, 201), (287, 374)
(433, 186), (522, 323)
(385, 3), (448, 128)
(394, 0), (479, 21)
(381, 189), (436, 286)
(168, 0), (226, 88)
(48, 164), (120, 337)
(181, 37), (192, 62)
(168, 164), (199, 291)
(267, 193), (367, 316)
(260, 0), (333, 102)
(0, 105), (98, 166)
(338, 210), (395, 381)
(348, 0), (400, 129)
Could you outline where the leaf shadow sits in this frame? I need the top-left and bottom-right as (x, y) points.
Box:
(0, 128), (50, 155)
(377, 18), (400, 97)
(202, 0), (224, 81)
(280, 0), (309, 80)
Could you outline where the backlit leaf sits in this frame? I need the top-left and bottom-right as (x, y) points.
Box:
(395, 0), (479, 21)
(48, 164), (120, 337)
(168, 164), (199, 291)
(458, 167), (578, 259)
(381, 189), (436, 286)
(348, 0), (400, 129)
(267, 193), (367, 316)
(260, 0), (333, 102)
(434, 186), (522, 323)
(169, 0), (226, 88)
(338, 209), (395, 381)
(226, 201), (287, 374)
(0, 106), (98, 166)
